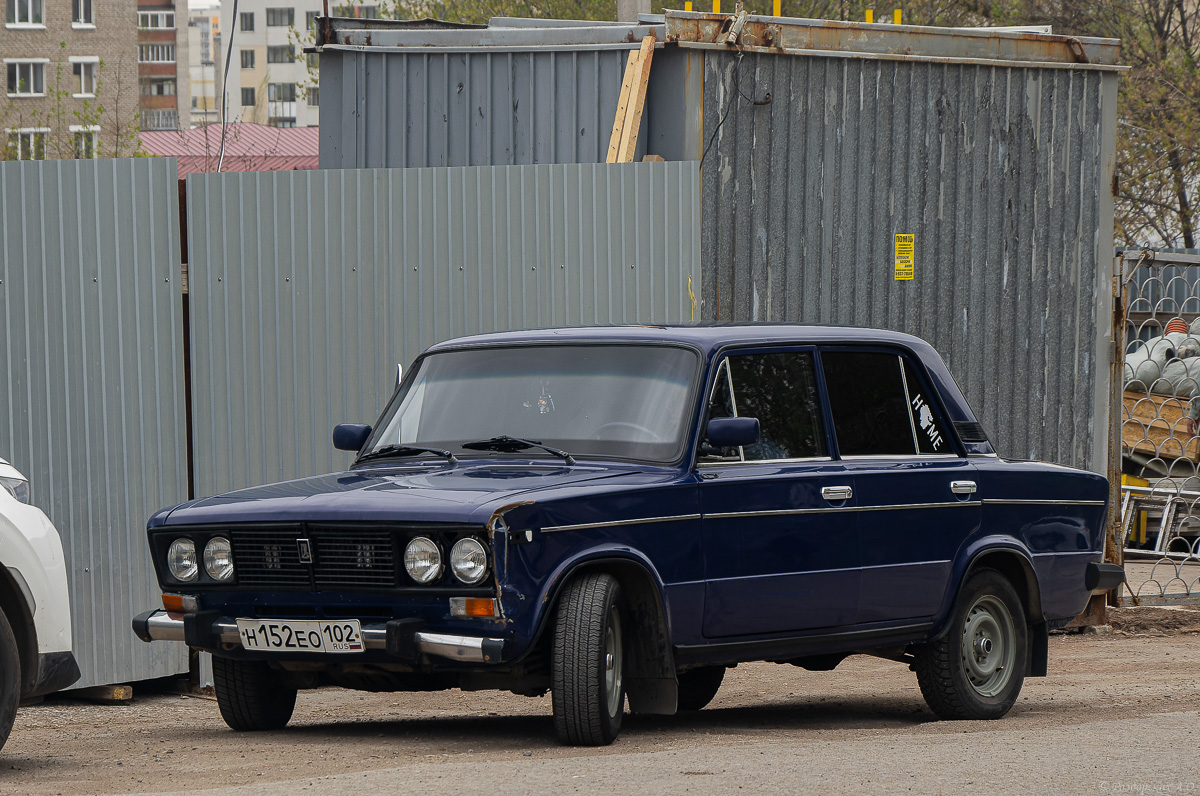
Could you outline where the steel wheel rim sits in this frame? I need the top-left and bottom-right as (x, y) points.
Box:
(604, 605), (624, 718)
(960, 594), (1016, 698)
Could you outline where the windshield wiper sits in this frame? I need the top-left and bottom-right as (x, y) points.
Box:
(357, 444), (458, 465)
(460, 435), (576, 465)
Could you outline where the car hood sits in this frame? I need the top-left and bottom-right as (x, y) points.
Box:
(159, 460), (662, 527)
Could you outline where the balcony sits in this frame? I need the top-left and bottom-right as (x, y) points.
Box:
(142, 109), (179, 130)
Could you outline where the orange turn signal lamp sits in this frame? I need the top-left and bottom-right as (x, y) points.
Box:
(450, 597), (497, 618)
(161, 593), (200, 613)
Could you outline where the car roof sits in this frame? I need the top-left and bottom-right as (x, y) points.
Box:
(426, 324), (931, 357)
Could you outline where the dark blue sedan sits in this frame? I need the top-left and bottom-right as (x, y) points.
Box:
(133, 325), (1119, 745)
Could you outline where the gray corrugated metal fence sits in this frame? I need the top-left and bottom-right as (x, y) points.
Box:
(700, 51), (1119, 475)
(0, 158), (189, 688)
(186, 161), (701, 497)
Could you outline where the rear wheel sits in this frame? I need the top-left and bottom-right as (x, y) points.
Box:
(676, 666), (725, 711)
(914, 568), (1027, 720)
(212, 656), (297, 731)
(0, 608), (19, 752)
(551, 573), (626, 746)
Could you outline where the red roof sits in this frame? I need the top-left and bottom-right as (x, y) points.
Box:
(139, 123), (320, 178)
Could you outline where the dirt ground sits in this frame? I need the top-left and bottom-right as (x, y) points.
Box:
(2, 607), (1199, 795)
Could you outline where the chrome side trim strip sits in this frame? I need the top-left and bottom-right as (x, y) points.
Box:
(704, 500), (979, 520)
(541, 513), (703, 534)
(697, 456), (834, 468)
(982, 499), (1107, 507)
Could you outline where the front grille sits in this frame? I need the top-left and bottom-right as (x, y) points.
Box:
(310, 528), (397, 589)
(230, 527), (311, 588)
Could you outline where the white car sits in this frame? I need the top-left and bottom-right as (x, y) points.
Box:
(0, 457), (79, 752)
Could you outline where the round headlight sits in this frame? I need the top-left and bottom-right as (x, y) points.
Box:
(450, 537), (489, 585)
(204, 537), (234, 581)
(167, 538), (198, 582)
(404, 536), (443, 584)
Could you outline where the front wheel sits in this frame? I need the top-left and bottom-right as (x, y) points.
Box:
(551, 573), (626, 746)
(0, 608), (20, 752)
(914, 568), (1027, 720)
(212, 656), (297, 731)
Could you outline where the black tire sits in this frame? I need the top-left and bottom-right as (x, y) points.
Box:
(551, 573), (626, 746)
(676, 666), (725, 711)
(212, 656), (297, 731)
(0, 608), (19, 753)
(914, 568), (1028, 720)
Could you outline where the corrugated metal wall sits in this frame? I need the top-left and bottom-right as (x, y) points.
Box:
(700, 52), (1118, 474)
(321, 49), (634, 169)
(186, 161), (701, 497)
(0, 159), (189, 688)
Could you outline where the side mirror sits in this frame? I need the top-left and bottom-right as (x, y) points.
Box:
(706, 417), (760, 448)
(333, 423), (372, 452)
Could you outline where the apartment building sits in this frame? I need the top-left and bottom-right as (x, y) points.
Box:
(218, 2), (379, 128)
(2, 0), (140, 158)
(188, 1), (219, 127)
(136, 0), (188, 130)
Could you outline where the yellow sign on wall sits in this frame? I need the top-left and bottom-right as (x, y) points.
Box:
(894, 233), (914, 280)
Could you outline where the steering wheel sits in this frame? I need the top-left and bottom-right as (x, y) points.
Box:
(594, 421), (667, 443)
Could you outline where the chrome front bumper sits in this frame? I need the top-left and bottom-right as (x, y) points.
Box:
(131, 610), (505, 664)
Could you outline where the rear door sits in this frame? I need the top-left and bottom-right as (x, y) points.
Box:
(818, 348), (980, 625)
(699, 348), (861, 638)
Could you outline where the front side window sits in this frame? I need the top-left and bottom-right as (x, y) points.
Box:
(701, 351), (827, 462)
(368, 345), (700, 464)
(6, 0), (43, 25)
(6, 61), (45, 95)
(821, 350), (952, 457)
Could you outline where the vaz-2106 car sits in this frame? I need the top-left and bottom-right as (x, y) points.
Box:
(133, 326), (1122, 745)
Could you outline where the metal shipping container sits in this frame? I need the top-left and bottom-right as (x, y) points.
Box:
(317, 12), (1123, 477)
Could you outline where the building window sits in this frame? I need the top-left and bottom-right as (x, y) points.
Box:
(7, 129), (47, 160)
(6, 61), (46, 96)
(306, 11), (318, 30)
(265, 8), (293, 26)
(138, 44), (176, 63)
(72, 0), (93, 24)
(267, 82), (295, 102)
(306, 53), (319, 69)
(199, 30), (210, 62)
(137, 10), (175, 28)
(267, 45), (293, 64)
(334, 4), (377, 18)
(240, 49), (254, 69)
(239, 11), (253, 31)
(71, 126), (98, 158)
(140, 78), (176, 96)
(241, 87), (255, 106)
(269, 117), (296, 128)
(72, 61), (97, 96)
(306, 85), (318, 106)
(5, 0), (43, 25)
(141, 109), (178, 130)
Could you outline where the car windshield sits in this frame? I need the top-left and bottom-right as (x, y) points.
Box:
(365, 344), (700, 464)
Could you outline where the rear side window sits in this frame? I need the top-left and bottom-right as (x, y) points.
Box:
(821, 350), (952, 457)
(702, 351), (827, 461)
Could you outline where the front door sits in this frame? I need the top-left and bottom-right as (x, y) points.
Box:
(699, 348), (862, 638)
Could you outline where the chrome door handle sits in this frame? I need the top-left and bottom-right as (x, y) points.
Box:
(950, 480), (977, 495)
(821, 485), (853, 501)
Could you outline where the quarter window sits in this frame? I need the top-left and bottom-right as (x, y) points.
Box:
(702, 351), (827, 462)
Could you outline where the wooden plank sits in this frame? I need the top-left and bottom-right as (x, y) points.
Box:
(1123, 389), (1200, 462)
(606, 48), (640, 164)
(73, 684), (134, 703)
(616, 35), (657, 164)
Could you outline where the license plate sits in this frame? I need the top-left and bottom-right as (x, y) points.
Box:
(236, 619), (364, 653)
